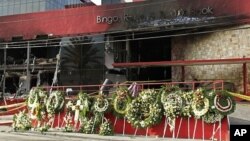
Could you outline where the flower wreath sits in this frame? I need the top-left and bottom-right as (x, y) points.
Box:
(192, 88), (209, 118)
(27, 88), (47, 108)
(30, 104), (46, 120)
(12, 111), (32, 131)
(199, 91), (224, 123)
(27, 88), (47, 120)
(99, 118), (114, 136)
(78, 91), (90, 118)
(46, 91), (65, 115)
(80, 114), (103, 134)
(180, 91), (193, 117)
(27, 88), (38, 108)
(162, 93), (183, 118)
(159, 84), (181, 96)
(80, 117), (95, 134)
(126, 89), (162, 128)
(113, 87), (131, 117)
(213, 90), (236, 116)
(94, 95), (109, 113)
(202, 109), (224, 124)
(140, 89), (159, 103)
(160, 85), (181, 104)
(161, 89), (183, 131)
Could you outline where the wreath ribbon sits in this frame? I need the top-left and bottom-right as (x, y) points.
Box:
(72, 100), (84, 122)
(30, 103), (39, 119)
(213, 91), (235, 115)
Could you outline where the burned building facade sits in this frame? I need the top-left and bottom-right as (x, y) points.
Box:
(1, 0), (250, 97)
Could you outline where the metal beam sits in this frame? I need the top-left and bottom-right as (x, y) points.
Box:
(0, 64), (56, 71)
(113, 58), (250, 68)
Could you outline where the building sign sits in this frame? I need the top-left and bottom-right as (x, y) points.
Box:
(1, 0), (249, 40)
(96, 6), (214, 25)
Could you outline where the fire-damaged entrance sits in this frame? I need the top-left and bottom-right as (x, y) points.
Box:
(129, 37), (172, 81)
(106, 33), (172, 83)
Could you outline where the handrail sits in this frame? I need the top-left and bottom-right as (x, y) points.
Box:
(37, 80), (224, 95)
(39, 80), (224, 88)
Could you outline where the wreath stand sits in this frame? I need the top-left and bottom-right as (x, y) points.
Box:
(44, 109), (229, 140)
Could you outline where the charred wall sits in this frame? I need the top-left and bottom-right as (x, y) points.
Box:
(171, 25), (250, 93)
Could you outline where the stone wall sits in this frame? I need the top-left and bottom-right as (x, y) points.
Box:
(171, 25), (250, 92)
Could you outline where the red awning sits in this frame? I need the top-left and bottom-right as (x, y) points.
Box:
(113, 58), (250, 68)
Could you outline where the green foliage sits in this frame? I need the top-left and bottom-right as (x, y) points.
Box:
(112, 87), (132, 118)
(99, 119), (114, 136)
(12, 111), (32, 131)
(208, 90), (236, 116)
(126, 89), (163, 128)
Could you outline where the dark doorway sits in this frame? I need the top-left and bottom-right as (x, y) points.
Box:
(130, 37), (171, 81)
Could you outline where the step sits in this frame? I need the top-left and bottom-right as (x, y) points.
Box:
(0, 115), (13, 120)
(0, 115), (13, 125)
(0, 120), (12, 126)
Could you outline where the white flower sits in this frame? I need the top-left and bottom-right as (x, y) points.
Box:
(140, 121), (145, 128)
(141, 95), (147, 101)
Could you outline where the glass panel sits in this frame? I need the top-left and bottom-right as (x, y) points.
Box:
(20, 0), (27, 14)
(2, 5), (7, 16)
(29, 39), (60, 87)
(1, 35), (107, 96)
(13, 0), (21, 15)
(7, 1), (14, 15)
(2, 44), (27, 97)
(0, 0), (95, 16)
(26, 0), (33, 13)
(60, 36), (106, 85)
(39, 0), (46, 12)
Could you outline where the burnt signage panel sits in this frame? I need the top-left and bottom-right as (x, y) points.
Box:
(0, 0), (249, 40)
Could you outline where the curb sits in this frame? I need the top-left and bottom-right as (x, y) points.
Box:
(8, 130), (195, 141)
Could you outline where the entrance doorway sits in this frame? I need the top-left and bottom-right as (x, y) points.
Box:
(129, 37), (171, 81)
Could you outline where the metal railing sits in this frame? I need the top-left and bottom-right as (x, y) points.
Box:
(39, 80), (224, 95)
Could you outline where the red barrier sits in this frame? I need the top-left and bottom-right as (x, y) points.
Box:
(0, 98), (27, 116)
(7, 80), (229, 140)
(45, 110), (229, 140)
